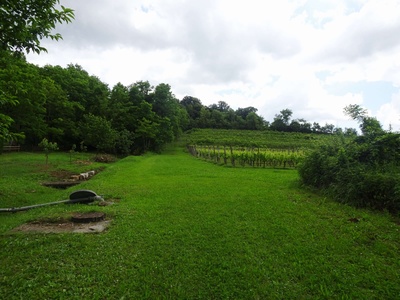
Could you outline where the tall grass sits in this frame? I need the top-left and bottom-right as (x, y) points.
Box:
(1, 148), (399, 299)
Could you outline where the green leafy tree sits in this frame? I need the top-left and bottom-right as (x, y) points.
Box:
(321, 123), (335, 134)
(42, 64), (110, 147)
(235, 107), (258, 119)
(225, 108), (244, 129)
(0, 0), (74, 54)
(135, 117), (159, 152)
(0, 0), (74, 144)
(210, 109), (226, 129)
(270, 109), (293, 131)
(132, 80), (153, 103)
(40, 65), (83, 144)
(152, 83), (175, 117)
(311, 122), (322, 133)
(80, 114), (117, 153)
(343, 104), (367, 122)
(86, 75), (110, 116)
(217, 101), (230, 112)
(180, 96), (203, 128)
(61, 64), (109, 118)
(197, 107), (212, 128)
(1, 54), (53, 146)
(344, 104), (383, 137)
(38, 138), (58, 165)
(290, 118), (312, 133)
(115, 129), (134, 156)
(152, 83), (187, 139)
(0, 52), (18, 146)
(245, 112), (264, 130)
(344, 127), (358, 136)
(108, 83), (135, 131)
(0, 52), (22, 143)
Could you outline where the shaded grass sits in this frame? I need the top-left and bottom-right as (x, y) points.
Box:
(1, 148), (399, 299)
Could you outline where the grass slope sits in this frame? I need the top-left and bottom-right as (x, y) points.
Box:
(1, 148), (399, 299)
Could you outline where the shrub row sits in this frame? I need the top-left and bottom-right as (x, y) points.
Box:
(298, 133), (400, 213)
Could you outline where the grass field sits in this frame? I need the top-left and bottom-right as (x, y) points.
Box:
(1, 147), (399, 299)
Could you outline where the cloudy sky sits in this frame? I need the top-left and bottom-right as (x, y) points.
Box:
(27, 0), (400, 130)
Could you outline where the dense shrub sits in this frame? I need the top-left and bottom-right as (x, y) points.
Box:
(298, 143), (341, 188)
(298, 133), (400, 213)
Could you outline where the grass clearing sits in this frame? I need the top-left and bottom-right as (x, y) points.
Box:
(1, 148), (399, 299)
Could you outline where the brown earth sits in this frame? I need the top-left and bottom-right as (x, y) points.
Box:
(11, 212), (111, 234)
(11, 219), (111, 234)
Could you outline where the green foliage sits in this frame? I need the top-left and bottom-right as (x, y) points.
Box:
(299, 131), (400, 213)
(270, 108), (293, 131)
(80, 114), (117, 153)
(115, 129), (134, 156)
(343, 104), (367, 122)
(298, 140), (346, 188)
(180, 97), (267, 130)
(2, 54), (72, 146)
(344, 104), (384, 137)
(299, 105), (400, 212)
(189, 145), (305, 168)
(0, 51), (25, 143)
(184, 128), (344, 149)
(0, 0), (74, 54)
(181, 96), (203, 122)
(38, 137), (58, 164)
(185, 129), (346, 170)
(332, 167), (400, 211)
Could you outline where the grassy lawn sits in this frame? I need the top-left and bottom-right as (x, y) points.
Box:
(1, 147), (399, 299)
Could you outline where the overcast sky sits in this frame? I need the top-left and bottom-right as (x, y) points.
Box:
(27, 0), (400, 130)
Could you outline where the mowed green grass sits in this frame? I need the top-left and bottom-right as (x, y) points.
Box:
(1, 148), (399, 299)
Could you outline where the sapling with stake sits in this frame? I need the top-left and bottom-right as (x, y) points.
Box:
(38, 138), (59, 165)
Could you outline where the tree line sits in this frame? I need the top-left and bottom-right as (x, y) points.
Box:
(1, 52), (189, 154)
(1, 52), (359, 154)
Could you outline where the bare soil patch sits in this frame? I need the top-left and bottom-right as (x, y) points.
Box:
(50, 169), (75, 180)
(10, 214), (111, 234)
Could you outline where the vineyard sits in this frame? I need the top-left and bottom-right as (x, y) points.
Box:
(187, 145), (306, 168)
(183, 129), (343, 168)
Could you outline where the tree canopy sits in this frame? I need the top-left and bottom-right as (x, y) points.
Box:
(0, 0), (74, 145)
(1, 51), (361, 154)
(0, 0), (74, 54)
(344, 104), (383, 137)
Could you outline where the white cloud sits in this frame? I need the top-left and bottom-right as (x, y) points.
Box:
(315, 0), (400, 63)
(377, 91), (400, 131)
(26, 0), (400, 130)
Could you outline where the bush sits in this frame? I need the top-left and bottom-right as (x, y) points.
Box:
(298, 133), (400, 213)
(333, 166), (400, 212)
(298, 145), (340, 188)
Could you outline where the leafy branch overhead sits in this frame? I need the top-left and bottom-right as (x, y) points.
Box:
(0, 0), (74, 54)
